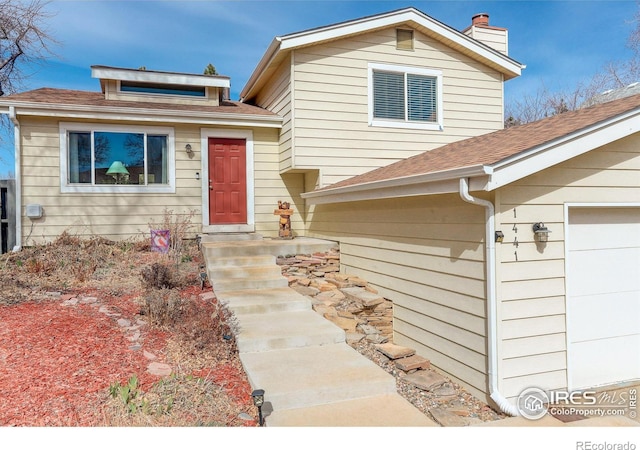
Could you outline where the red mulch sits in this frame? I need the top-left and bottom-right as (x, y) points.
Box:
(0, 288), (255, 427)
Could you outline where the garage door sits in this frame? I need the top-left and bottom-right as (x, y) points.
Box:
(567, 207), (640, 390)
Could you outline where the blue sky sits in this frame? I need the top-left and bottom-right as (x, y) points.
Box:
(1, 0), (638, 177)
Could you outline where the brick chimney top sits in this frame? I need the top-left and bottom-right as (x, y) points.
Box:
(471, 13), (490, 27)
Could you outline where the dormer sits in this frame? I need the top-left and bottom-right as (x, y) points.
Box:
(462, 13), (509, 55)
(91, 65), (231, 106)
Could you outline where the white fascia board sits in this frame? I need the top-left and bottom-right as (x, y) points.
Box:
(8, 104), (283, 128)
(303, 165), (491, 204)
(279, 9), (522, 77)
(91, 66), (230, 88)
(487, 110), (640, 190)
(240, 38), (283, 100)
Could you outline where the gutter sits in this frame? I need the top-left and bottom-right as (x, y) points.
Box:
(9, 106), (21, 251)
(458, 177), (518, 416)
(303, 164), (492, 204)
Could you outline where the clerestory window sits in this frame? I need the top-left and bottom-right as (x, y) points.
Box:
(368, 63), (443, 131)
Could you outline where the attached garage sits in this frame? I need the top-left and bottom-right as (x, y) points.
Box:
(566, 206), (640, 390)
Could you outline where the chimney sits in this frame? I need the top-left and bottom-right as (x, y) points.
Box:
(463, 12), (509, 56)
(471, 13), (490, 27)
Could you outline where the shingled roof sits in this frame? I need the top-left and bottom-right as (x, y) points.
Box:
(309, 92), (640, 197)
(0, 87), (278, 117)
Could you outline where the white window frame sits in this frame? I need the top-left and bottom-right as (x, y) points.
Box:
(59, 122), (176, 194)
(368, 62), (443, 131)
(116, 80), (210, 100)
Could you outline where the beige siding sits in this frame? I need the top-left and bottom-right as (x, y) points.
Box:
(308, 194), (490, 399)
(252, 59), (294, 172)
(290, 27), (505, 186)
(495, 133), (640, 401)
(18, 118), (293, 243)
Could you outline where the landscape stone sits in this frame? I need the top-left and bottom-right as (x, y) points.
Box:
(395, 354), (431, 371)
(291, 285), (320, 296)
(429, 408), (470, 427)
(117, 318), (132, 328)
(199, 292), (216, 302)
(333, 316), (358, 332)
(147, 362), (172, 376)
(341, 287), (384, 307)
(404, 370), (447, 391)
(345, 332), (365, 344)
(375, 343), (415, 360)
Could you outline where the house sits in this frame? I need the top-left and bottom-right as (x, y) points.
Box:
(0, 7), (523, 245)
(2, 6), (636, 414)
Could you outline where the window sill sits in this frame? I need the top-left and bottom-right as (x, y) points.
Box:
(369, 119), (443, 131)
(61, 185), (176, 194)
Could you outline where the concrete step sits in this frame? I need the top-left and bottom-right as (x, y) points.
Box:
(265, 394), (437, 427)
(208, 264), (283, 280)
(201, 237), (338, 259)
(234, 310), (345, 353)
(199, 233), (263, 242)
(210, 275), (288, 293)
(239, 343), (397, 411)
(207, 254), (275, 268)
(217, 287), (311, 315)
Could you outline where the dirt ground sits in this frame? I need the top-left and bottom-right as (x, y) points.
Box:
(0, 234), (258, 427)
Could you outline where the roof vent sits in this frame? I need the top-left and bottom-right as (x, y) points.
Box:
(471, 13), (490, 27)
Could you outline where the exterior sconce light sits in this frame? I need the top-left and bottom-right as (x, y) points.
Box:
(185, 143), (194, 158)
(495, 231), (504, 243)
(532, 222), (551, 242)
(251, 389), (265, 426)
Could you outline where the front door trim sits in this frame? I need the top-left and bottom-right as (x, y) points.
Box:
(201, 128), (254, 233)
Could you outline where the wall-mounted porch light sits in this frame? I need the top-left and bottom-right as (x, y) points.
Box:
(495, 231), (504, 243)
(532, 222), (551, 242)
(251, 389), (265, 426)
(185, 143), (194, 158)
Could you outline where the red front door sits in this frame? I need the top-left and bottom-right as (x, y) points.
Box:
(208, 138), (247, 224)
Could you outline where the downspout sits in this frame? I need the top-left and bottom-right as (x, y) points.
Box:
(459, 177), (519, 416)
(9, 106), (21, 251)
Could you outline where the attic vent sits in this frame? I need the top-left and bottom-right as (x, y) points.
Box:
(396, 29), (414, 51)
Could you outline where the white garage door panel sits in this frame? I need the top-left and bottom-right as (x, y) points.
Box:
(570, 247), (639, 296)
(571, 292), (640, 341)
(568, 207), (640, 390)
(571, 335), (640, 389)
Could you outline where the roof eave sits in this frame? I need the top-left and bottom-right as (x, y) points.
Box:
(240, 7), (523, 100)
(302, 165), (492, 205)
(0, 102), (283, 128)
(486, 107), (640, 191)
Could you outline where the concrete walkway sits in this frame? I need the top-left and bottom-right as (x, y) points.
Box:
(201, 235), (639, 428)
(201, 236), (436, 427)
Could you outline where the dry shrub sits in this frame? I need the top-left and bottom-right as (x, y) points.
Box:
(140, 288), (183, 326)
(140, 262), (176, 290)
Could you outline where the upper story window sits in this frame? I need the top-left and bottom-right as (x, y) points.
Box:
(60, 123), (175, 193)
(368, 63), (443, 131)
(119, 80), (206, 98)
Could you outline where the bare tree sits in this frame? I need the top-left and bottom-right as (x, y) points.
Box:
(0, 0), (57, 96)
(506, 4), (640, 127)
